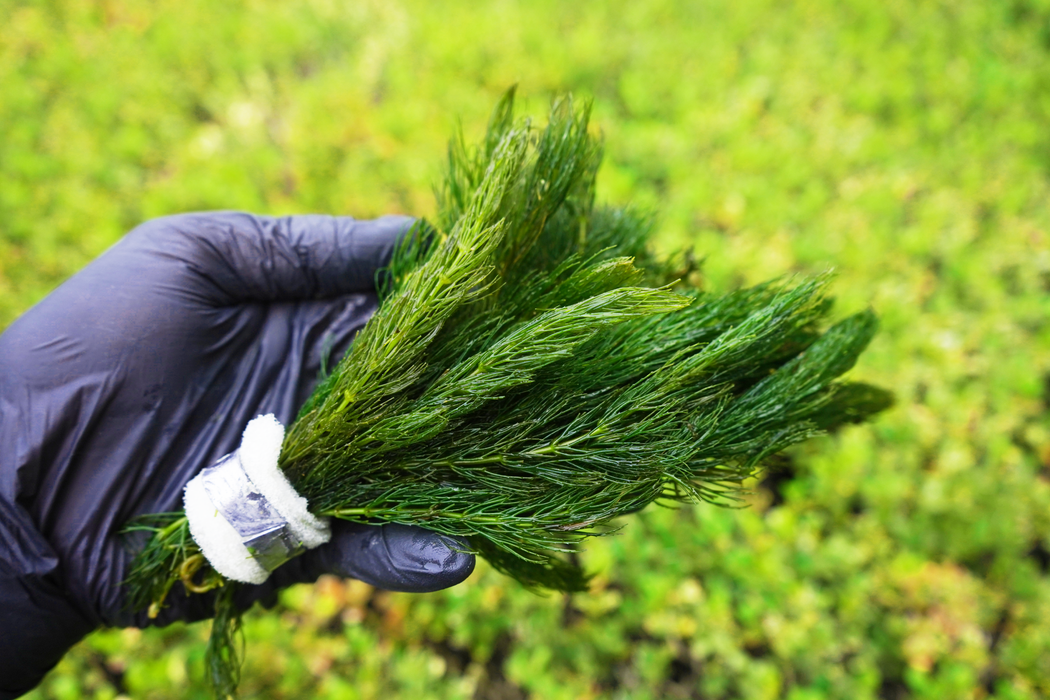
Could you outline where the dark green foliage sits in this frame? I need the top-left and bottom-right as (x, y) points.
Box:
(206, 585), (243, 700)
(122, 513), (204, 617)
(276, 91), (886, 589)
(124, 91), (886, 697)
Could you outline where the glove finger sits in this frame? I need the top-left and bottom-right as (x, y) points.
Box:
(120, 212), (417, 305)
(265, 521), (476, 594)
(328, 522), (476, 592)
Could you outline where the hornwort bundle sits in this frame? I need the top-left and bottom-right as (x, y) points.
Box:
(124, 90), (890, 695)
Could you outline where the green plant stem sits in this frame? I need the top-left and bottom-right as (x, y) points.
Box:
(324, 508), (511, 527)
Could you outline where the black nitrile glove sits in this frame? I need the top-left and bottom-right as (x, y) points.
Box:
(0, 212), (474, 697)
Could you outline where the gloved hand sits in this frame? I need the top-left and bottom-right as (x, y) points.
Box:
(0, 212), (474, 695)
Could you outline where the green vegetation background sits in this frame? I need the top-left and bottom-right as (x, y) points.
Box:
(3, 0), (1049, 697)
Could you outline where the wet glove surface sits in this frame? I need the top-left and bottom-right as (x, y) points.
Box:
(0, 212), (474, 696)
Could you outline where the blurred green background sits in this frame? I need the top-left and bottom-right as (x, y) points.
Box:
(4, 0), (1050, 697)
